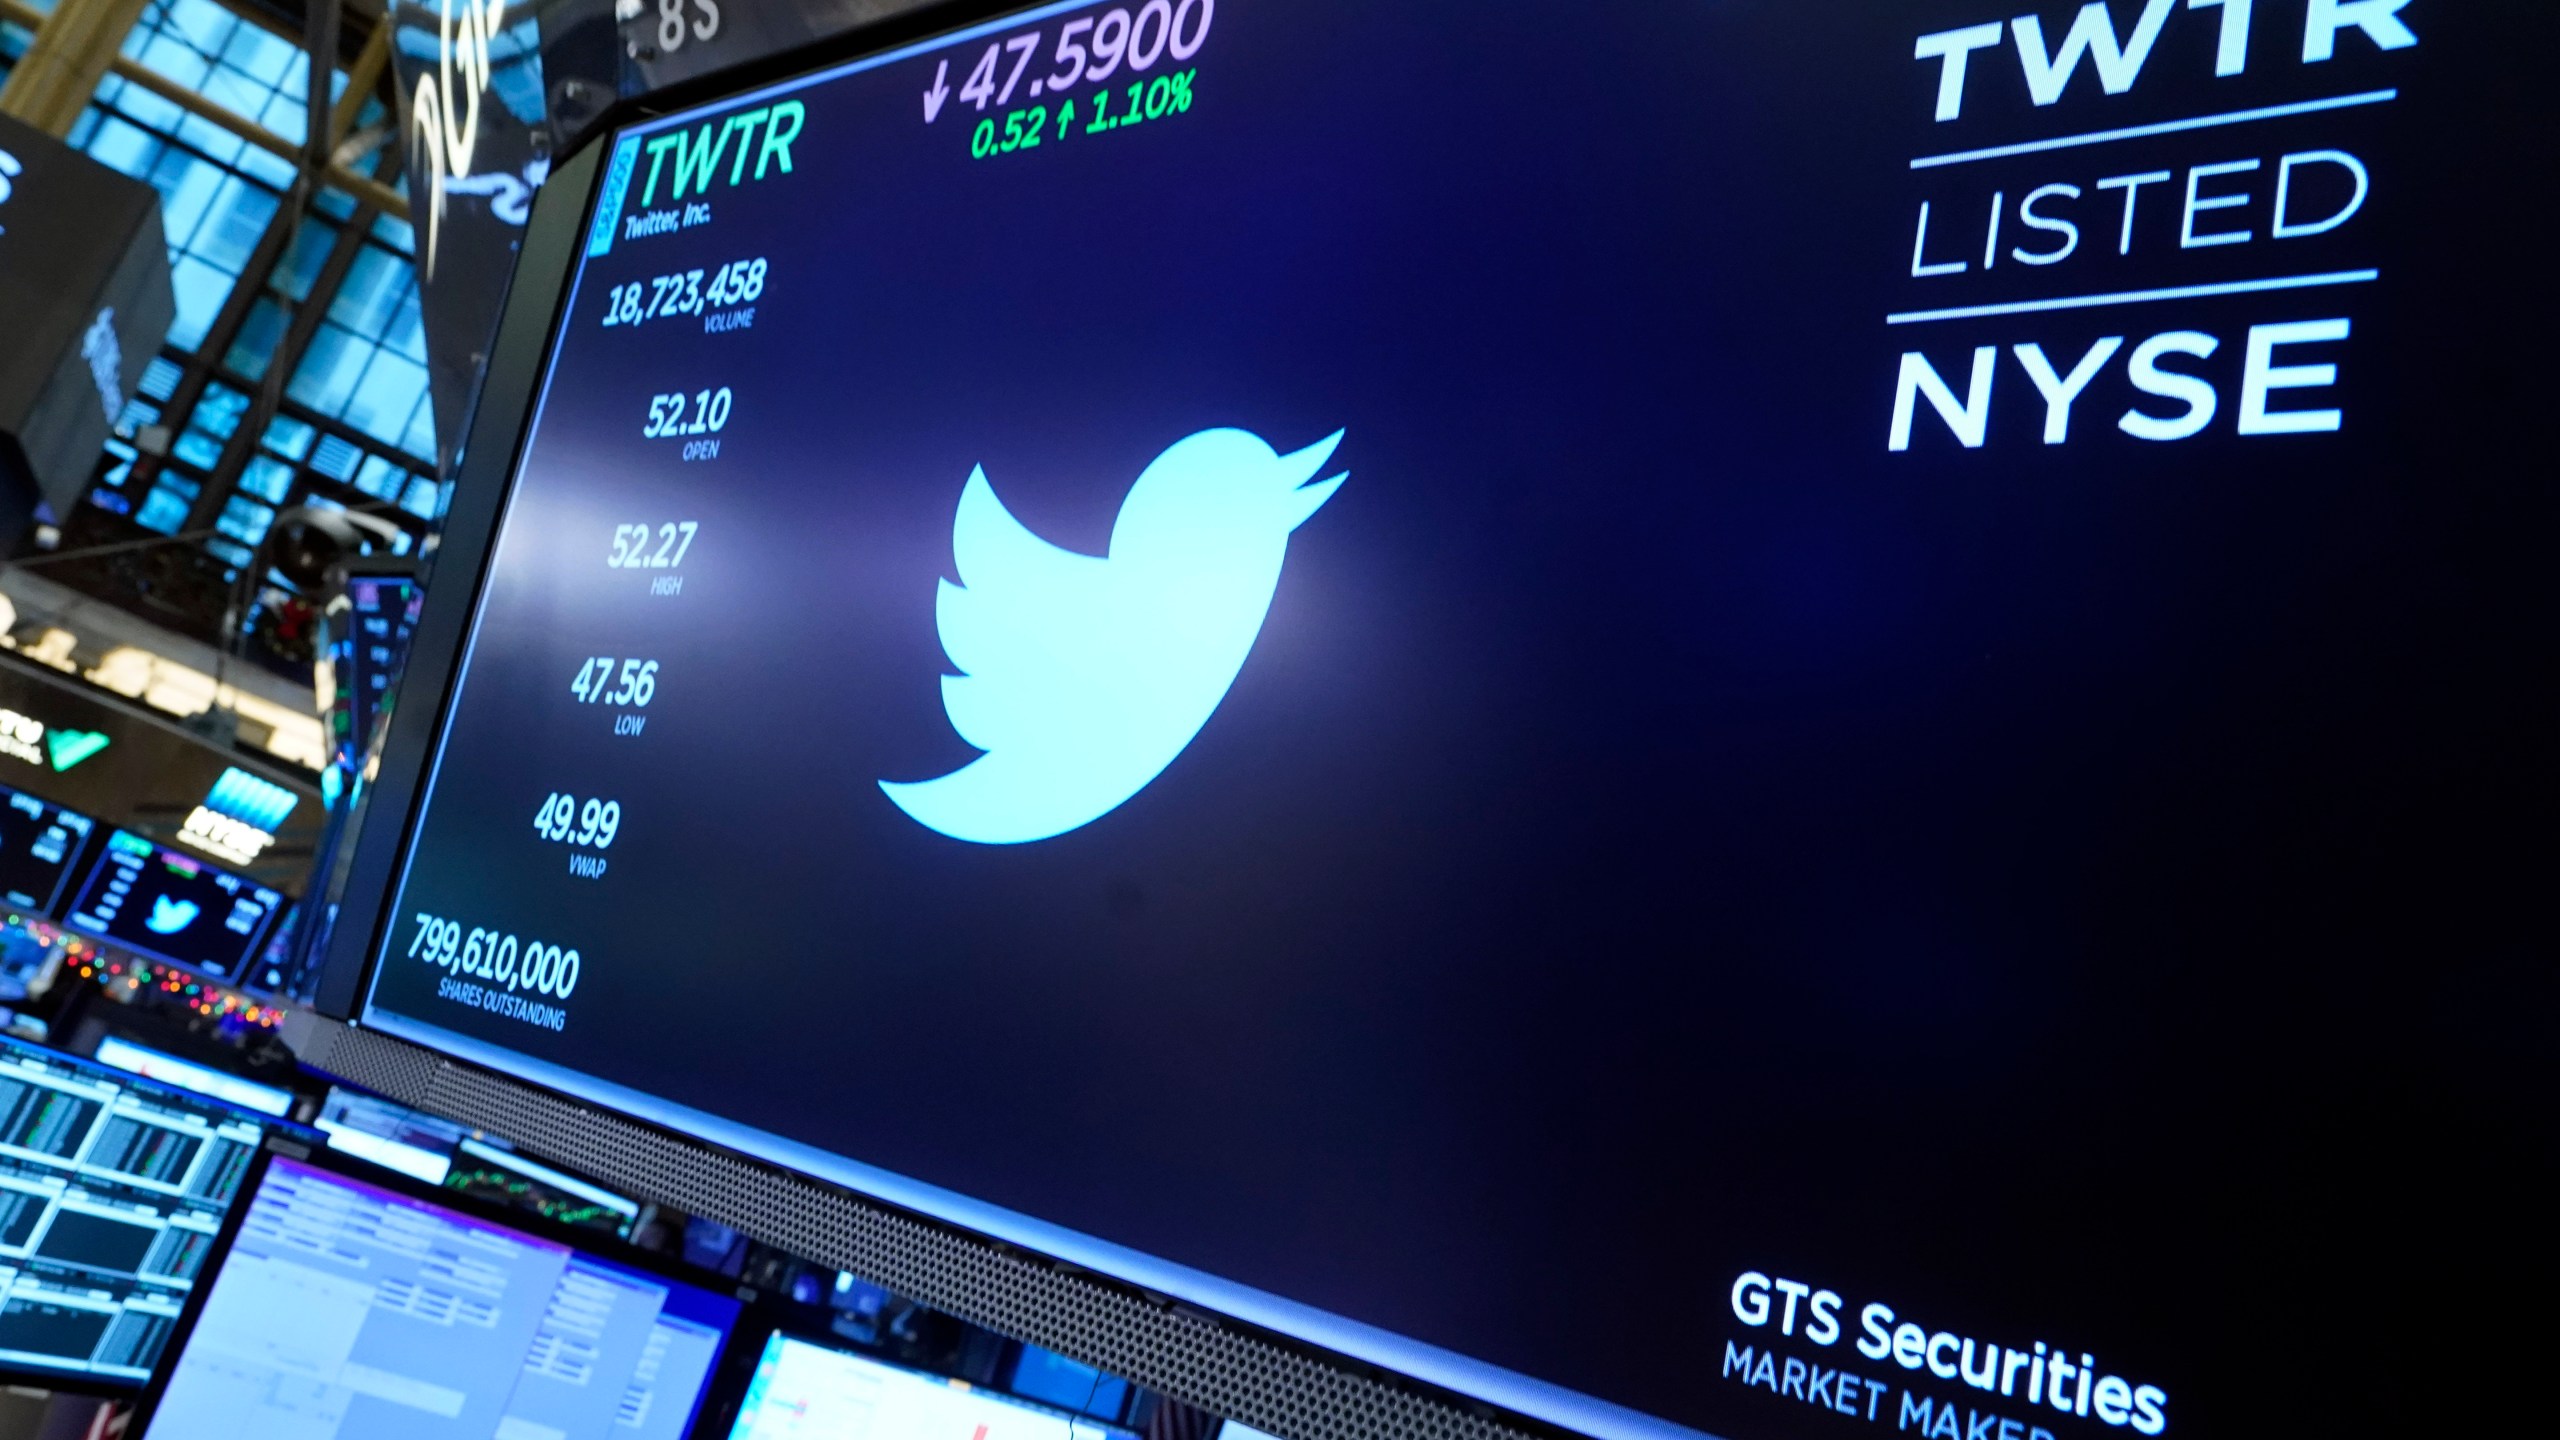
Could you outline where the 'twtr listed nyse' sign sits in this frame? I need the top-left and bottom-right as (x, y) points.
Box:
(1885, 0), (2416, 451)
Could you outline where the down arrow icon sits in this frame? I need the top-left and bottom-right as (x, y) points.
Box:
(923, 59), (950, 123)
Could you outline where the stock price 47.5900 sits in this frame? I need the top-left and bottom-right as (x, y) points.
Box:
(938, 0), (1210, 116)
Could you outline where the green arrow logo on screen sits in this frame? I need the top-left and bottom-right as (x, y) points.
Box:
(45, 728), (110, 771)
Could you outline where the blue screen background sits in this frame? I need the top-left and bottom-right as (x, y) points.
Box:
(366, 3), (2547, 1435)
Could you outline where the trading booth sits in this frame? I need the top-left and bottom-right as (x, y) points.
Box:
(0, 2), (2539, 1439)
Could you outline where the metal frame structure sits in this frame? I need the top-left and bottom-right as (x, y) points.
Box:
(2, 0), (439, 666)
(0, 0), (401, 213)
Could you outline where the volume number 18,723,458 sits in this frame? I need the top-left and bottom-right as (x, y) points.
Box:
(601, 259), (767, 327)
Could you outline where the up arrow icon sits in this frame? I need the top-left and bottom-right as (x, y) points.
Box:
(923, 59), (950, 123)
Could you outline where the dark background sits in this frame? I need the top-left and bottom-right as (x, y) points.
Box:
(368, 2), (2550, 1436)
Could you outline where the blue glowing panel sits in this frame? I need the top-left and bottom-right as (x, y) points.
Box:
(202, 768), (298, 835)
(0, 778), (93, 914)
(64, 832), (279, 980)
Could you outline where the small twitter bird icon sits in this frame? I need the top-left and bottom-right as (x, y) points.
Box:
(145, 896), (200, 935)
(880, 427), (1347, 844)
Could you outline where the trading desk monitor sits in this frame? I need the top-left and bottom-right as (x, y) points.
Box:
(442, 1134), (641, 1237)
(0, 1035), (260, 1386)
(64, 832), (281, 982)
(142, 1151), (737, 1440)
(348, 3), (2541, 1438)
(313, 1086), (465, 1184)
(89, 1037), (293, 1120)
(731, 1333), (1128, 1440)
(0, 782), (93, 914)
(0, 915), (66, 1004)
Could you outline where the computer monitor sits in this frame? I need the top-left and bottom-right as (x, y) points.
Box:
(335, 570), (424, 755)
(0, 914), (66, 1005)
(1010, 1344), (1129, 1422)
(89, 1037), (293, 1120)
(313, 1085), (465, 1185)
(730, 1332), (1131, 1440)
(0, 1034), (264, 1388)
(139, 1147), (739, 1440)
(62, 831), (282, 982)
(443, 1135), (641, 1237)
(0, 781), (94, 914)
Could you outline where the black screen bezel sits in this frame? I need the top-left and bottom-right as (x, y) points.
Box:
(302, 7), (1617, 1439)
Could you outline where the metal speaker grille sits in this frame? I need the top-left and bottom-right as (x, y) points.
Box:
(290, 1018), (1551, 1440)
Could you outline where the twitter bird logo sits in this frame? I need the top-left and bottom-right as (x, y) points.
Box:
(880, 426), (1347, 844)
(145, 896), (200, 935)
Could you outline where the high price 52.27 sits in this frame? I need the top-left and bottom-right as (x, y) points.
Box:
(609, 521), (698, 568)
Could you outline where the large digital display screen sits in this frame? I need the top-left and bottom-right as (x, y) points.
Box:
(0, 780), (94, 914)
(359, 4), (2537, 1437)
(64, 831), (282, 981)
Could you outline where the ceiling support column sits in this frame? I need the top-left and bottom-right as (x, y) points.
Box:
(0, 0), (153, 138)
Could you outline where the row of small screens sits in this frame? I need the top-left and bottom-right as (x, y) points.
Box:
(2, 1027), (640, 1392)
(149, 1144), (1140, 1439)
(2, 1032), (1170, 1438)
(0, 1032), (272, 1386)
(151, 1162), (1158, 1439)
(0, 778), (285, 983)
